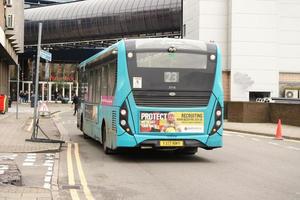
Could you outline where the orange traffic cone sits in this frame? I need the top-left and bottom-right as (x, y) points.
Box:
(275, 119), (283, 140)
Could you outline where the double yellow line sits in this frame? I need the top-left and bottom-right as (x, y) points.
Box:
(67, 143), (95, 200)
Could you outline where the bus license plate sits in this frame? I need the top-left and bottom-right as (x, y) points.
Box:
(160, 140), (184, 147)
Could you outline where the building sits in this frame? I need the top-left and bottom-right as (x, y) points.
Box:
(183, 0), (300, 101)
(0, 0), (24, 97)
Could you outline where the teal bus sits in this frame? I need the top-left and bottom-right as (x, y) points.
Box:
(77, 38), (223, 154)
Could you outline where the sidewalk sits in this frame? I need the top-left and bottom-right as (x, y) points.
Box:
(224, 121), (300, 140)
(0, 104), (62, 153)
(0, 103), (69, 200)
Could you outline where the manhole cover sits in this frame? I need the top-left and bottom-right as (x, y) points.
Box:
(61, 185), (81, 190)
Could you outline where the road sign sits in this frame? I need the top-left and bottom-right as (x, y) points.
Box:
(40, 50), (52, 61)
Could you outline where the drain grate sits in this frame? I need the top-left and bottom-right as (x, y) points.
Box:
(61, 184), (81, 190)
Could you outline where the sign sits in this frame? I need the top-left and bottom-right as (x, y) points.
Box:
(140, 112), (204, 133)
(40, 50), (52, 61)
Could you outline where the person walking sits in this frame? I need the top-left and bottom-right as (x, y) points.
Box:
(72, 93), (79, 116)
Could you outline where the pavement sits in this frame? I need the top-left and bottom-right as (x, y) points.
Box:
(224, 120), (300, 140)
(0, 102), (71, 200)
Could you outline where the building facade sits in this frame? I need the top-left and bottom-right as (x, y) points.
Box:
(183, 0), (300, 101)
(0, 0), (24, 97)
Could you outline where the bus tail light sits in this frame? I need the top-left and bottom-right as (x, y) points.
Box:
(120, 102), (132, 135)
(210, 103), (222, 135)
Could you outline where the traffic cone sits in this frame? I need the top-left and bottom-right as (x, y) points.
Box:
(275, 119), (283, 140)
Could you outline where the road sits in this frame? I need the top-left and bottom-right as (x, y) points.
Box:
(56, 110), (300, 200)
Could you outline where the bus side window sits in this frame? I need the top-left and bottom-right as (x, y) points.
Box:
(108, 60), (117, 96)
(101, 65), (108, 98)
(96, 69), (101, 103)
(88, 70), (93, 102)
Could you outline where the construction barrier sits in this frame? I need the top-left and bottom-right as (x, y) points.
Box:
(0, 95), (8, 114)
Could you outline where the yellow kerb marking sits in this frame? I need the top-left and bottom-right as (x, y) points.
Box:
(74, 143), (95, 200)
(67, 143), (80, 200)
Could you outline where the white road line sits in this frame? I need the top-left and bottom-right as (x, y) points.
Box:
(251, 138), (260, 142)
(268, 142), (280, 146)
(43, 183), (51, 189)
(223, 133), (232, 136)
(44, 176), (51, 182)
(0, 170), (4, 175)
(23, 162), (34, 166)
(287, 146), (300, 151)
(24, 158), (36, 162)
(236, 134), (245, 138)
(46, 171), (53, 176)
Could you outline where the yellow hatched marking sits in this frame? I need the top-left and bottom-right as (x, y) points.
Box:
(67, 143), (80, 200)
(74, 143), (95, 200)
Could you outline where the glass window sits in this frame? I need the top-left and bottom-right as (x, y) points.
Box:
(108, 60), (117, 96)
(136, 52), (207, 69)
(96, 69), (101, 102)
(101, 65), (108, 97)
(88, 71), (93, 102)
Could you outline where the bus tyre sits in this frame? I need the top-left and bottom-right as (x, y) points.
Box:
(102, 125), (114, 154)
(176, 147), (198, 155)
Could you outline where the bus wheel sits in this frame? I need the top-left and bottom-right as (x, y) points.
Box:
(176, 147), (198, 155)
(102, 125), (114, 154)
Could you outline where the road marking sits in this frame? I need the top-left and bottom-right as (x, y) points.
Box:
(67, 143), (80, 200)
(236, 134), (245, 138)
(223, 133), (232, 136)
(251, 138), (260, 142)
(268, 142), (280, 146)
(287, 146), (300, 151)
(74, 143), (95, 200)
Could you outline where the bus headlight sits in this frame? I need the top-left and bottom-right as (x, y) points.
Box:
(215, 120), (221, 127)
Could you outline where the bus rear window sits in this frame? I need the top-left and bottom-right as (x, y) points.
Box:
(135, 52), (207, 69)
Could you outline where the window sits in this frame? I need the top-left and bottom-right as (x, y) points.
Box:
(101, 65), (108, 97)
(108, 60), (117, 96)
(96, 69), (101, 102)
(88, 71), (93, 102)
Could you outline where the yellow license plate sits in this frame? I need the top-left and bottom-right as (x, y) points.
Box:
(160, 140), (184, 147)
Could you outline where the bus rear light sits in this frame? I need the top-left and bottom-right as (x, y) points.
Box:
(120, 109), (127, 116)
(216, 110), (222, 117)
(120, 120), (127, 126)
(215, 120), (221, 127)
(120, 102), (132, 135)
(210, 102), (222, 135)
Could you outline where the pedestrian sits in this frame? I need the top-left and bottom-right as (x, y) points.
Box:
(72, 93), (79, 116)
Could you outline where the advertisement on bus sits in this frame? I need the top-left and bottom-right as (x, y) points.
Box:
(140, 112), (204, 133)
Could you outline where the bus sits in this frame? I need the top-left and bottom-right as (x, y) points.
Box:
(77, 38), (223, 154)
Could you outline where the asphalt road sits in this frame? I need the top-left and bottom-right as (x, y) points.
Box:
(57, 111), (300, 200)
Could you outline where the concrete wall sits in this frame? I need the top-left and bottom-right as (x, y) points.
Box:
(183, 0), (300, 101)
(229, 0), (279, 101)
(279, 0), (300, 73)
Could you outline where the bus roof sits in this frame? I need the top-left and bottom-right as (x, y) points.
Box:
(79, 38), (214, 69)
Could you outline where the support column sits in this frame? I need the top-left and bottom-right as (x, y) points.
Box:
(22, 82), (24, 92)
(62, 84), (65, 98)
(28, 83), (31, 102)
(48, 82), (52, 101)
(76, 82), (79, 96)
(69, 83), (72, 102)
(42, 83), (45, 101)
